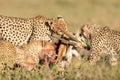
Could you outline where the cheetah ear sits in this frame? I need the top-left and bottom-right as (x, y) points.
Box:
(57, 15), (64, 21)
(103, 26), (110, 30)
(45, 20), (53, 27)
(45, 21), (51, 27)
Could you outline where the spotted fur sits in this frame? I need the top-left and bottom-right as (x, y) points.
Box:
(80, 24), (120, 65)
(0, 15), (67, 47)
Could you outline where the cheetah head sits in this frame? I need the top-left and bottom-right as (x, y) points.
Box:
(80, 23), (101, 39)
(45, 15), (68, 36)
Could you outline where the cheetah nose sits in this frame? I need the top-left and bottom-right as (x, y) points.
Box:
(84, 44), (91, 50)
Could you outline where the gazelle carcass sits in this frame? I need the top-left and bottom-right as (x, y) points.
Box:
(50, 27), (91, 71)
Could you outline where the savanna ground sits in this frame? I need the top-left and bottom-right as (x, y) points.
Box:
(0, 0), (120, 80)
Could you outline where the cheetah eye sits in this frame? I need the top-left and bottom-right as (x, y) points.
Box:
(50, 22), (53, 25)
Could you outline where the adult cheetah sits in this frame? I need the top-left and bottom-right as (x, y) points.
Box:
(0, 15), (67, 47)
(80, 24), (120, 65)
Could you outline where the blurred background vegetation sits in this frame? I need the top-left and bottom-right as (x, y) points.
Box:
(0, 0), (120, 32)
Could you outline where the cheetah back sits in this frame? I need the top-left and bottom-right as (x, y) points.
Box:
(0, 15), (33, 46)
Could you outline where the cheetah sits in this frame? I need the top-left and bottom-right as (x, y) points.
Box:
(0, 15), (67, 47)
(16, 40), (56, 70)
(0, 40), (17, 68)
(0, 40), (55, 70)
(80, 23), (120, 65)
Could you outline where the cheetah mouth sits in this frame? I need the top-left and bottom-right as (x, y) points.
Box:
(83, 43), (91, 50)
(39, 55), (56, 65)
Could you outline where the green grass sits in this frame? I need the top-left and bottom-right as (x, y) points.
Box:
(0, 0), (120, 80)
(0, 59), (120, 80)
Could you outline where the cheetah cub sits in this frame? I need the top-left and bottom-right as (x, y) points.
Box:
(0, 40), (55, 70)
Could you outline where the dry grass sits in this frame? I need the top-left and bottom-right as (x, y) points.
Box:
(0, 58), (119, 80)
(0, 0), (120, 80)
